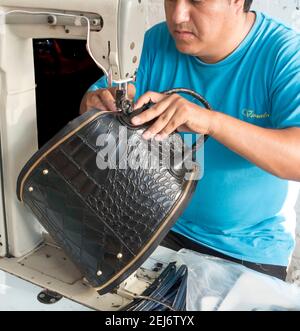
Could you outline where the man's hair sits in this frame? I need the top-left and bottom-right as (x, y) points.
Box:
(244, 0), (253, 12)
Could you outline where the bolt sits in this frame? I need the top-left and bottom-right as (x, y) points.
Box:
(92, 19), (101, 26)
(47, 15), (56, 25)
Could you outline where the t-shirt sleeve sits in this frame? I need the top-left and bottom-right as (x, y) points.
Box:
(88, 75), (108, 91)
(270, 34), (300, 129)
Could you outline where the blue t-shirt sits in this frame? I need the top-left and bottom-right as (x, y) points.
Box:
(90, 12), (300, 266)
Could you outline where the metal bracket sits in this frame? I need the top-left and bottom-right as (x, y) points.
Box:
(5, 12), (103, 32)
(37, 289), (63, 304)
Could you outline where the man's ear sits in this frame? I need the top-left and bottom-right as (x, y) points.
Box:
(230, 0), (245, 14)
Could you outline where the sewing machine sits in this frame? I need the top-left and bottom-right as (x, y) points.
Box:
(0, 0), (170, 310)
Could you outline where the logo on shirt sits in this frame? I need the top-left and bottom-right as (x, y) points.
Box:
(242, 109), (270, 119)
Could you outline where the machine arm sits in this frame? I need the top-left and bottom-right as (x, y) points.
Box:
(0, 0), (147, 83)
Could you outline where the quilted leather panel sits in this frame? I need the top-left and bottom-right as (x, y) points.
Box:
(18, 110), (198, 293)
(23, 162), (134, 286)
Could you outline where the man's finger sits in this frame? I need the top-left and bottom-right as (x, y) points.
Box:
(177, 124), (193, 132)
(160, 111), (186, 137)
(131, 101), (170, 126)
(106, 87), (117, 99)
(98, 89), (117, 111)
(142, 106), (177, 140)
(131, 94), (174, 126)
(134, 91), (166, 110)
(88, 94), (108, 112)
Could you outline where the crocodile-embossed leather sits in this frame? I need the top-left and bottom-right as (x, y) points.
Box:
(17, 108), (199, 294)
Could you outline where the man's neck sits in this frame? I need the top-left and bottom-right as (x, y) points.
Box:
(198, 12), (256, 64)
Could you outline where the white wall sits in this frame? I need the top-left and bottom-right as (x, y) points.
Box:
(146, 0), (164, 27)
(147, 0), (300, 285)
(147, 0), (300, 29)
(253, 0), (300, 31)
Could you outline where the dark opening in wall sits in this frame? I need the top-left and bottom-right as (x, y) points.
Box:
(33, 39), (104, 147)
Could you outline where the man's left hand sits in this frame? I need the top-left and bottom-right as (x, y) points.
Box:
(131, 91), (214, 140)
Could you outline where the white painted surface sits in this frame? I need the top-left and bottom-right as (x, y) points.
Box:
(0, 270), (91, 311)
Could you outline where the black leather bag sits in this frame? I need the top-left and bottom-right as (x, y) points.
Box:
(17, 89), (210, 294)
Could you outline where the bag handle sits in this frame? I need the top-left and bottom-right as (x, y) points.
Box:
(120, 88), (212, 170)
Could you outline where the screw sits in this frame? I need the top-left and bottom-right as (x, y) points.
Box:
(28, 187), (34, 192)
(92, 19), (101, 26)
(43, 169), (49, 175)
(117, 253), (123, 259)
(47, 15), (56, 25)
(97, 270), (103, 276)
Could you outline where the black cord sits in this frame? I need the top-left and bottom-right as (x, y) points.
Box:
(163, 88), (212, 111)
(123, 262), (189, 312)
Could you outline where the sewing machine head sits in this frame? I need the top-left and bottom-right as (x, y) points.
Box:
(1, 0), (146, 81)
(1, 0), (147, 113)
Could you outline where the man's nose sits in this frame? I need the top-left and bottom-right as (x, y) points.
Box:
(172, 1), (191, 24)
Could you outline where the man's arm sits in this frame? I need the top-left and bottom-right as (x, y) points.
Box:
(210, 111), (300, 181)
(132, 92), (300, 181)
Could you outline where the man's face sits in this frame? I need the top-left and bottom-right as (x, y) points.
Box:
(165, 0), (241, 61)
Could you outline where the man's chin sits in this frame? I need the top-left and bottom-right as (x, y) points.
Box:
(175, 42), (199, 56)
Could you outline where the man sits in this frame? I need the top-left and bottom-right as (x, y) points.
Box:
(80, 0), (300, 280)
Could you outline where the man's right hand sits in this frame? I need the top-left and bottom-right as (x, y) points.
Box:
(79, 84), (136, 114)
